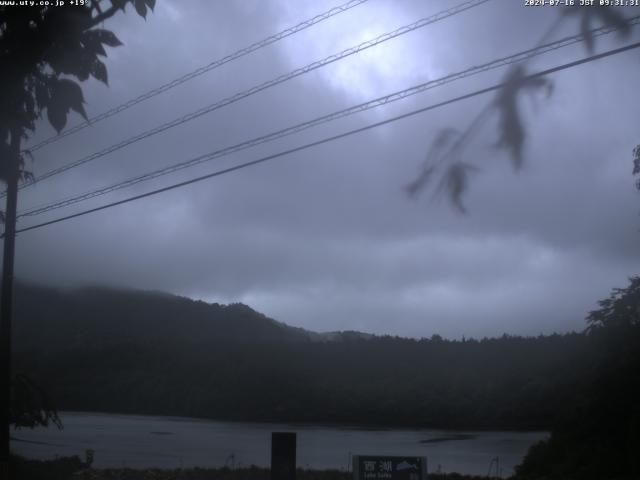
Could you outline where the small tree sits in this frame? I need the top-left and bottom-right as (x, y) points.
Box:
(10, 374), (61, 430)
(586, 276), (640, 333)
(516, 277), (640, 480)
(0, 1), (154, 475)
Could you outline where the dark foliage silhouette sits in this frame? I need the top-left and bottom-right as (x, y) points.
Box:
(0, 0), (155, 459)
(10, 374), (60, 430)
(515, 277), (640, 480)
(0, 0), (155, 189)
(494, 66), (552, 170)
(408, 6), (633, 212)
(563, 5), (631, 53)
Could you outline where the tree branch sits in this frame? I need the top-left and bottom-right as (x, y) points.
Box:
(88, 3), (122, 28)
(91, 0), (103, 15)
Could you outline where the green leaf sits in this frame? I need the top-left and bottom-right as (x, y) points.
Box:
(91, 28), (123, 47)
(494, 66), (552, 170)
(82, 30), (107, 57)
(45, 40), (99, 81)
(91, 58), (108, 85)
(134, 0), (147, 18)
(437, 162), (479, 214)
(47, 100), (67, 133)
(74, 58), (92, 81)
(47, 79), (88, 132)
(55, 79), (87, 120)
(45, 42), (81, 75)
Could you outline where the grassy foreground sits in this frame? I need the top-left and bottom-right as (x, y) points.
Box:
(11, 456), (490, 480)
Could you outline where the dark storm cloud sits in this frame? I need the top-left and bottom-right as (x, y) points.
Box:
(9, 0), (640, 338)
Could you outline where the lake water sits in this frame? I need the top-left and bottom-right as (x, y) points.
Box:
(11, 412), (547, 476)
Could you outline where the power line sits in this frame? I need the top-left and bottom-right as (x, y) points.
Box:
(9, 0), (491, 197)
(26, 0), (371, 152)
(13, 40), (640, 236)
(17, 18), (638, 219)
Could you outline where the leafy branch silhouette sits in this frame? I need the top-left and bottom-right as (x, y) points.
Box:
(0, 0), (155, 218)
(0, 0), (155, 433)
(407, 5), (633, 213)
(563, 5), (631, 53)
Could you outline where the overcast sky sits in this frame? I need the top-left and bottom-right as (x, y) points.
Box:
(9, 0), (640, 338)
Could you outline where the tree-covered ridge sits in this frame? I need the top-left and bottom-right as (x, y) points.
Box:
(13, 283), (314, 351)
(13, 283), (593, 431)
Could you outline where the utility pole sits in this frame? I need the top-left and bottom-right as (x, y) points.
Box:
(0, 127), (21, 479)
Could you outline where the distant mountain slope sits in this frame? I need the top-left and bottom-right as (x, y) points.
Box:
(13, 282), (376, 351)
(13, 282), (317, 351)
(11, 282), (595, 430)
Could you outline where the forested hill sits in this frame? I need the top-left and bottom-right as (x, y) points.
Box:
(13, 282), (595, 430)
(13, 282), (319, 351)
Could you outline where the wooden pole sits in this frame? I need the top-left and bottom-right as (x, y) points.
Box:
(0, 128), (21, 479)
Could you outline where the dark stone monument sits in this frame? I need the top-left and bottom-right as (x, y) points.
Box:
(271, 432), (296, 480)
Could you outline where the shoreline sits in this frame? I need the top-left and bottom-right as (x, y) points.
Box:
(11, 456), (495, 480)
(13, 412), (544, 476)
(55, 410), (551, 435)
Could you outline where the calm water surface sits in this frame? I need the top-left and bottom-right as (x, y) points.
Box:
(11, 412), (547, 476)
